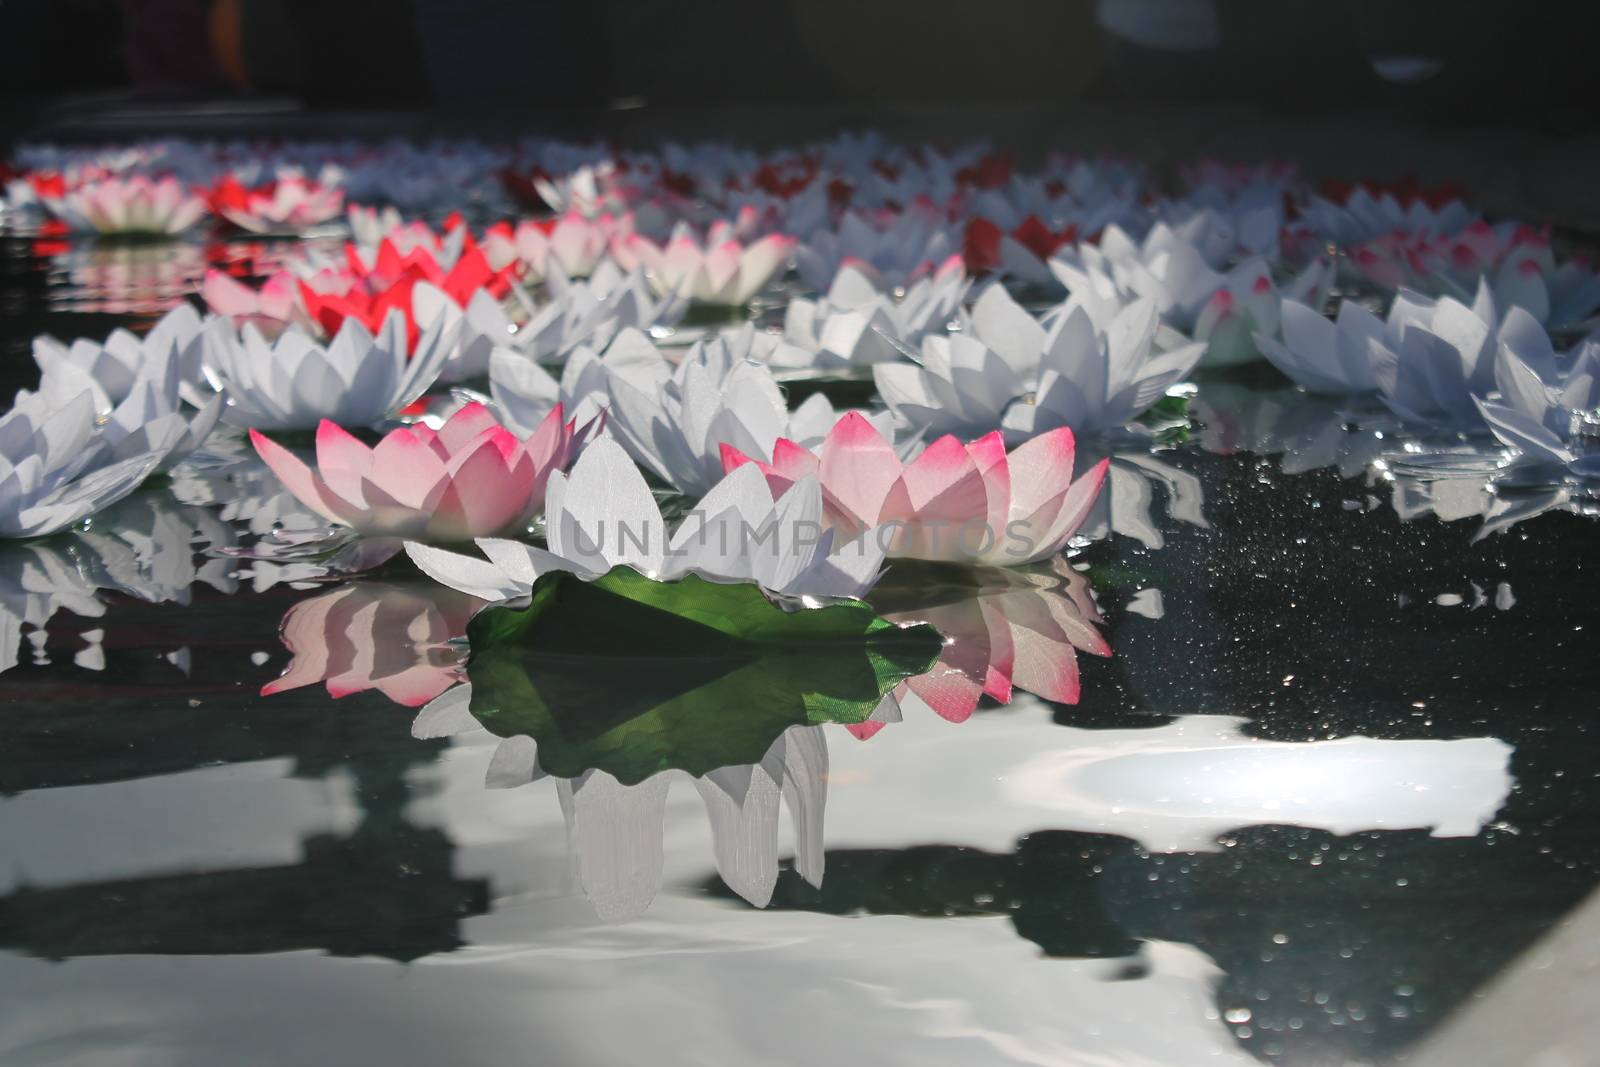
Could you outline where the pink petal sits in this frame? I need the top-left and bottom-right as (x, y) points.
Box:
(818, 411), (901, 531)
(250, 429), (361, 526)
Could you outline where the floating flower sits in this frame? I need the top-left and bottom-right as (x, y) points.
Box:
(612, 224), (794, 305)
(723, 412), (1108, 566)
(483, 212), (625, 281)
(199, 308), (455, 431)
(778, 262), (967, 370)
(406, 437), (885, 601)
(1366, 280), (1549, 430)
(208, 174), (344, 234)
(601, 327), (859, 496)
(792, 208), (956, 291)
(0, 390), (185, 539)
(41, 175), (208, 235)
(1256, 297), (1388, 394)
(261, 581), (482, 706)
(1474, 339), (1600, 471)
(1000, 298), (1207, 439)
(250, 402), (588, 550)
(201, 269), (302, 334)
(31, 303), (206, 407)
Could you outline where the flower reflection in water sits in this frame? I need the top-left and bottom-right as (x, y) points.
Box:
(859, 557), (1111, 737)
(262, 581), (482, 706)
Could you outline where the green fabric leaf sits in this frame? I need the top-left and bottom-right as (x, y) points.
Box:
(465, 567), (942, 784)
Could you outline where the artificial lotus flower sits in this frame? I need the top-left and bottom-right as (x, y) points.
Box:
(451, 260), (685, 386)
(0, 389), (185, 539)
(41, 175), (208, 235)
(1191, 257), (1334, 366)
(1473, 339), (1600, 472)
(199, 307), (455, 431)
(24, 318), (225, 473)
(1345, 222), (1600, 329)
(1300, 178), (1474, 244)
(791, 208), (956, 292)
(778, 262), (967, 370)
(875, 284), (1201, 440)
(31, 302), (206, 407)
(611, 223), (794, 305)
(600, 327), (860, 496)
(1254, 297), (1389, 394)
(999, 297), (1207, 440)
(250, 401), (594, 553)
(482, 212), (626, 281)
(261, 581), (483, 706)
(1366, 280), (1548, 430)
(208, 173), (344, 234)
(723, 412), (1108, 567)
(345, 203), (406, 247)
(405, 437), (886, 601)
(488, 344), (608, 438)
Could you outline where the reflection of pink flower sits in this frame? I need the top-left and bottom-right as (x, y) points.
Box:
(250, 401), (590, 542)
(854, 559), (1110, 738)
(723, 413), (1107, 566)
(263, 581), (483, 706)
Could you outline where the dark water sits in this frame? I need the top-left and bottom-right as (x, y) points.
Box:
(2, 232), (1598, 1066)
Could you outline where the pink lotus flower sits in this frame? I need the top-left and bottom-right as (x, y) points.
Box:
(262, 581), (482, 706)
(722, 412), (1108, 566)
(611, 224), (794, 305)
(482, 212), (626, 281)
(249, 401), (591, 543)
(43, 175), (208, 235)
(209, 174), (344, 234)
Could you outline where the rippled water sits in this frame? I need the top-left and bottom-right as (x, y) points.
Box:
(2, 232), (1599, 1066)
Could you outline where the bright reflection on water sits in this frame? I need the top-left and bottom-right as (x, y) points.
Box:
(3, 232), (1600, 1066)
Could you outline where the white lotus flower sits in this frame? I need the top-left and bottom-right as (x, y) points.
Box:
(24, 319), (225, 473)
(876, 285), (1201, 440)
(487, 345), (609, 438)
(612, 223), (794, 305)
(1051, 224), (1332, 365)
(1001, 297), (1207, 439)
(405, 438), (886, 600)
(792, 209), (956, 292)
(777, 263), (967, 370)
(1300, 184), (1475, 245)
(0, 390), (183, 539)
(600, 328), (861, 496)
(346, 204), (406, 246)
(198, 307), (455, 431)
(1255, 297), (1388, 394)
(1474, 339), (1600, 470)
(1366, 280), (1546, 430)
(31, 303), (206, 407)
(42, 175), (208, 235)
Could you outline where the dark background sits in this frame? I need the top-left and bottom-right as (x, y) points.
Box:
(2, 1), (1600, 227)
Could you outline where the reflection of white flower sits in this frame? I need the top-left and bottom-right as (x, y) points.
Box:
(416, 690), (830, 917)
(407, 438), (886, 601)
